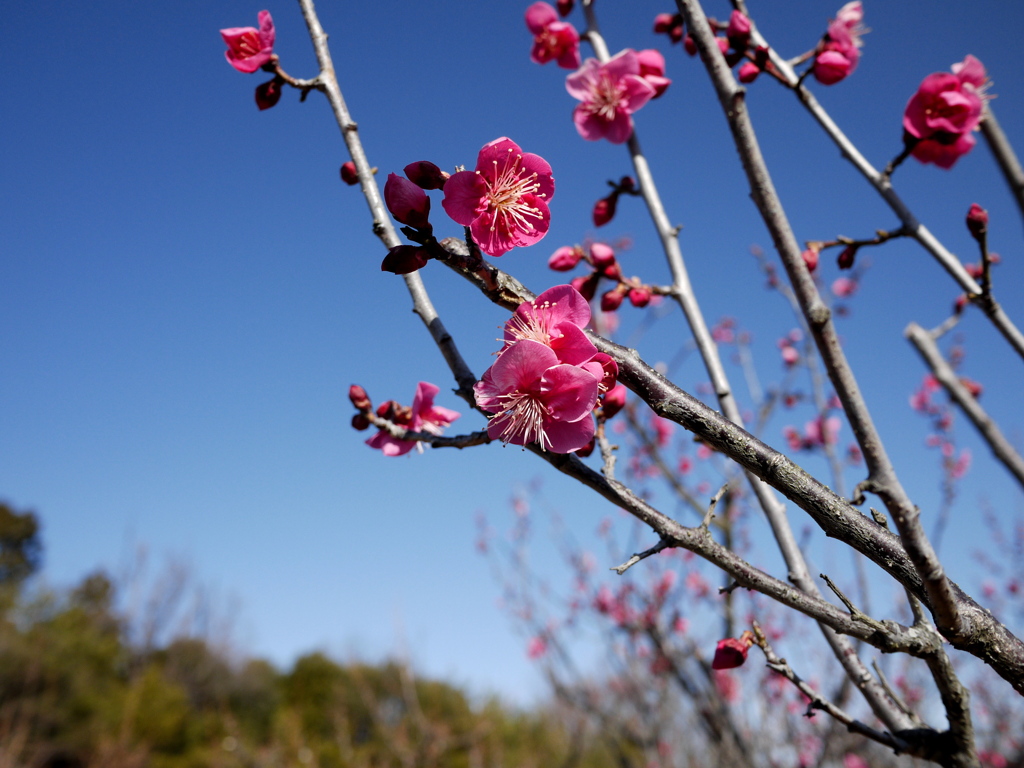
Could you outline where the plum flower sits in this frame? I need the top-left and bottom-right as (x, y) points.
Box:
(366, 382), (460, 457)
(711, 631), (754, 670)
(221, 11), (276, 74)
(442, 137), (554, 257)
(566, 51), (657, 144)
(903, 55), (988, 168)
(475, 339), (600, 453)
(525, 2), (581, 69)
(812, 3), (864, 86)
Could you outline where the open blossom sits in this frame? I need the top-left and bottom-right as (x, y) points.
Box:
(366, 382), (460, 457)
(903, 55), (988, 168)
(525, 2), (581, 69)
(566, 51), (657, 144)
(221, 11), (275, 73)
(474, 340), (600, 453)
(442, 137), (554, 257)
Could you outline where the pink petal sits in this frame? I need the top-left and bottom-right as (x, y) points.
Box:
(531, 284), (592, 327)
(565, 60), (600, 101)
(366, 431), (415, 456)
(621, 75), (656, 114)
(544, 414), (595, 454)
(603, 49), (641, 81)
(441, 171), (487, 226)
(603, 112), (635, 145)
(540, 364), (599, 423)
(518, 152), (556, 201)
(257, 10), (275, 50)
(488, 340), (559, 393)
(953, 55), (986, 88)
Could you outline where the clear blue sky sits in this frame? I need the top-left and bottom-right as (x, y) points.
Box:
(3, 0), (1023, 704)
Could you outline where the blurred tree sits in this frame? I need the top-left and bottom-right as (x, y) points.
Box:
(0, 502), (41, 585)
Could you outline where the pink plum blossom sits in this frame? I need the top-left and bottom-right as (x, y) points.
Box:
(832, 276), (857, 297)
(366, 382), (460, 456)
(474, 339), (600, 453)
(442, 137), (554, 257)
(526, 635), (548, 659)
(525, 2), (582, 69)
(636, 49), (672, 98)
(566, 51), (657, 144)
(221, 11), (276, 74)
(903, 55), (988, 168)
(812, 23), (859, 85)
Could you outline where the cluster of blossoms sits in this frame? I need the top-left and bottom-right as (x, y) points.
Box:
(783, 413), (842, 452)
(474, 285), (619, 454)
(777, 329), (803, 368)
(902, 55), (989, 168)
(909, 373), (975, 482)
(548, 241), (657, 311)
(349, 383), (461, 457)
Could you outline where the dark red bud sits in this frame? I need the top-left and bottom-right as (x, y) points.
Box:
(593, 195), (617, 227)
(653, 13), (675, 33)
(574, 437), (595, 457)
(556, 0), (574, 16)
(601, 289), (625, 312)
(571, 274), (599, 302)
(351, 413), (371, 431)
(683, 35), (697, 55)
(404, 160), (448, 190)
(669, 23), (685, 44)
(618, 176), (636, 192)
(348, 384), (372, 411)
(837, 245), (857, 270)
(384, 173), (431, 229)
(966, 203), (988, 240)
(255, 77), (283, 110)
(801, 248), (819, 272)
(953, 295), (968, 315)
(602, 262), (623, 281)
(381, 245), (430, 274)
(340, 161), (359, 185)
(602, 384), (627, 420)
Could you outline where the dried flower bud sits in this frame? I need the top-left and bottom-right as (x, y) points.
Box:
(340, 161), (359, 185)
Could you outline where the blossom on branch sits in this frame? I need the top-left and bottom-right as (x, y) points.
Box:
(812, 2), (864, 86)
(442, 137), (554, 257)
(711, 630), (755, 670)
(566, 51), (656, 144)
(525, 2), (581, 69)
(221, 10), (276, 73)
(903, 55), (988, 168)
(365, 382), (460, 457)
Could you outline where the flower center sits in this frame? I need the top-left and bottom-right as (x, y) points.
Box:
(236, 31), (261, 56)
(483, 149), (544, 234)
(589, 74), (623, 122)
(490, 389), (552, 450)
(503, 300), (564, 349)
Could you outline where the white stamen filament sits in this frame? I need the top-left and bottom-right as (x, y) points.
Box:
(483, 149), (545, 234)
(490, 391), (552, 451)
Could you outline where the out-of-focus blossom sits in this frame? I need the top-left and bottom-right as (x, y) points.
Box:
(903, 55), (988, 168)
(593, 194), (616, 226)
(737, 62), (761, 83)
(526, 635), (548, 658)
(812, 2), (864, 85)
(726, 11), (751, 51)
(566, 51), (657, 144)
(628, 286), (652, 307)
(832, 276), (857, 297)
(442, 137), (554, 257)
(802, 248), (820, 272)
(221, 10), (276, 73)
(711, 631), (754, 669)
(651, 415), (674, 447)
(837, 245), (858, 269)
(366, 382), (460, 456)
(636, 49), (672, 98)
(601, 288), (625, 312)
(653, 13), (684, 44)
(966, 203), (988, 240)
(525, 2), (581, 69)
(549, 245), (583, 271)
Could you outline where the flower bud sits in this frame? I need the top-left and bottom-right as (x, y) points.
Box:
(683, 35), (697, 56)
(618, 176), (636, 192)
(556, 0), (574, 16)
(384, 173), (431, 229)
(801, 248), (820, 272)
(737, 62), (760, 83)
(549, 246), (583, 271)
(381, 245), (429, 274)
(601, 262), (623, 281)
(837, 245), (857, 270)
(601, 288), (625, 312)
(589, 242), (616, 269)
(602, 383), (627, 420)
(966, 203), (988, 241)
(404, 160), (448, 190)
(726, 10), (751, 51)
(574, 437), (595, 457)
(255, 77), (283, 110)
(960, 377), (983, 398)
(351, 413), (371, 431)
(348, 384), (372, 411)
(628, 286), (652, 307)
(340, 161), (359, 185)
(571, 274), (598, 301)
(592, 194), (617, 227)
(653, 13), (676, 34)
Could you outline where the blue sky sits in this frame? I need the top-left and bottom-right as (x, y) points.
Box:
(3, 0), (1024, 704)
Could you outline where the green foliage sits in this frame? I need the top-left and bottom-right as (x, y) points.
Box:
(0, 502), (42, 586)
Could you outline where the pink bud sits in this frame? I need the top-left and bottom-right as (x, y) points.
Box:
(340, 161), (359, 185)
(601, 289), (625, 312)
(348, 384), (372, 411)
(255, 78), (282, 110)
(589, 242), (616, 269)
(801, 248), (819, 272)
(593, 194), (617, 227)
(653, 13), (676, 33)
(549, 246), (583, 271)
(628, 286), (652, 307)
(404, 160), (448, 190)
(737, 62), (760, 83)
(726, 11), (751, 50)
(381, 245), (429, 274)
(683, 35), (697, 56)
(966, 203), (988, 240)
(602, 262), (623, 281)
(960, 377), (983, 398)
(711, 631), (754, 670)
(669, 24), (684, 44)
(716, 37), (730, 55)
(384, 173), (431, 229)
(602, 383), (628, 419)
(571, 274), (598, 301)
